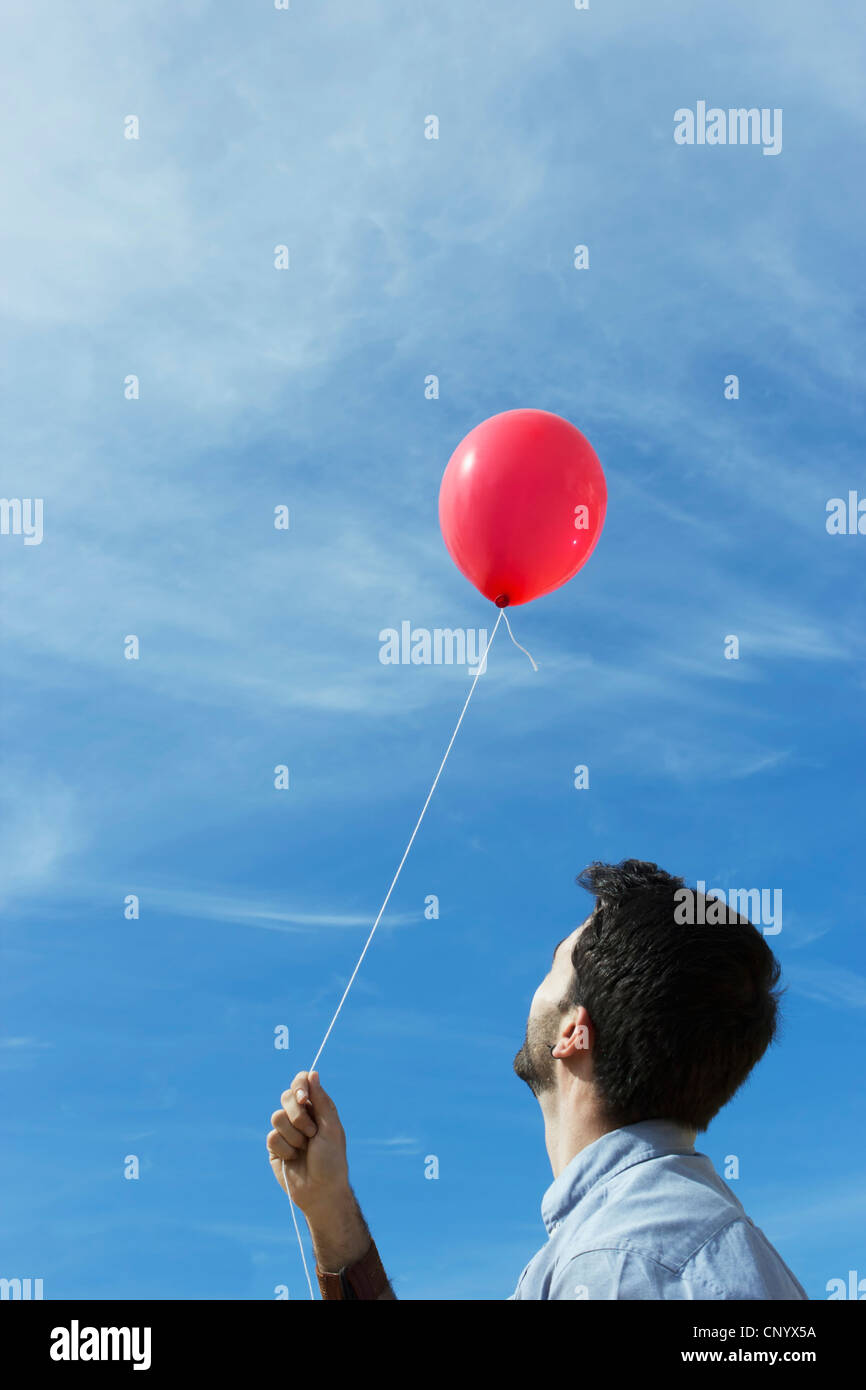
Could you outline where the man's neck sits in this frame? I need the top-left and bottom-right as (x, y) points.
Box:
(540, 1091), (619, 1178)
(541, 1095), (699, 1177)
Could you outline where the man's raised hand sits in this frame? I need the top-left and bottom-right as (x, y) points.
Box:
(267, 1070), (350, 1216)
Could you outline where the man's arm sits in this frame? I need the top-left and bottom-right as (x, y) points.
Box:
(267, 1070), (397, 1300)
(308, 1187), (396, 1300)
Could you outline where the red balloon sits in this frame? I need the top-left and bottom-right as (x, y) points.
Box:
(438, 408), (607, 607)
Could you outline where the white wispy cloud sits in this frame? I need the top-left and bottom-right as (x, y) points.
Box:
(355, 1135), (421, 1152)
(18, 881), (420, 935)
(141, 887), (419, 934)
(784, 962), (866, 1010)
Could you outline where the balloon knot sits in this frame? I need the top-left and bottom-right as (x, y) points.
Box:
(494, 594), (510, 608)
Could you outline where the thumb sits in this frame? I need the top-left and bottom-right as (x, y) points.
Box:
(307, 1070), (337, 1119)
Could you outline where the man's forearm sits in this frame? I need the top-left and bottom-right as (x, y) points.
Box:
(306, 1186), (396, 1300)
(307, 1183), (370, 1270)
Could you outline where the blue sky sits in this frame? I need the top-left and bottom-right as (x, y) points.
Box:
(1, 0), (864, 1300)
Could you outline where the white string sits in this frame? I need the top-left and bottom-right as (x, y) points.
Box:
(501, 608), (538, 671)
(280, 607), (506, 1295)
(281, 1159), (315, 1300)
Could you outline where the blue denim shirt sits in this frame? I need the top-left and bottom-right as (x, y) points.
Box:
(509, 1119), (808, 1300)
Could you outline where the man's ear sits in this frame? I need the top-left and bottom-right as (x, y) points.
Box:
(551, 1006), (593, 1060)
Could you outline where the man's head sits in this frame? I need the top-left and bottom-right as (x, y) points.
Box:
(514, 859), (784, 1133)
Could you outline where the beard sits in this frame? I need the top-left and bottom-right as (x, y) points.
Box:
(513, 1002), (561, 1097)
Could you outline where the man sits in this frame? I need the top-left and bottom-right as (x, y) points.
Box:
(266, 859), (807, 1300)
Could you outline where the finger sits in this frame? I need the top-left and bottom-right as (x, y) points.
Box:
(271, 1108), (314, 1146)
(289, 1070), (322, 1123)
(271, 1108), (308, 1145)
(288, 1070), (311, 1101)
(282, 1074), (314, 1112)
(278, 1090), (318, 1138)
(267, 1129), (303, 1162)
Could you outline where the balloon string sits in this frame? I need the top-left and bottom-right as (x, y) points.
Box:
(501, 609), (539, 671)
(281, 606), (505, 1295)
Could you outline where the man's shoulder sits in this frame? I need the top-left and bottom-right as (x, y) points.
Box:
(558, 1148), (746, 1268)
(546, 1155), (807, 1300)
(684, 1213), (809, 1300)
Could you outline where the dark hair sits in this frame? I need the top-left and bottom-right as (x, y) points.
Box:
(563, 859), (784, 1132)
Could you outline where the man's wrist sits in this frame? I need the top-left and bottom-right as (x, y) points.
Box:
(301, 1178), (353, 1230)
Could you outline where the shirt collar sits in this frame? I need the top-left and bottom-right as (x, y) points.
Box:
(541, 1119), (697, 1234)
